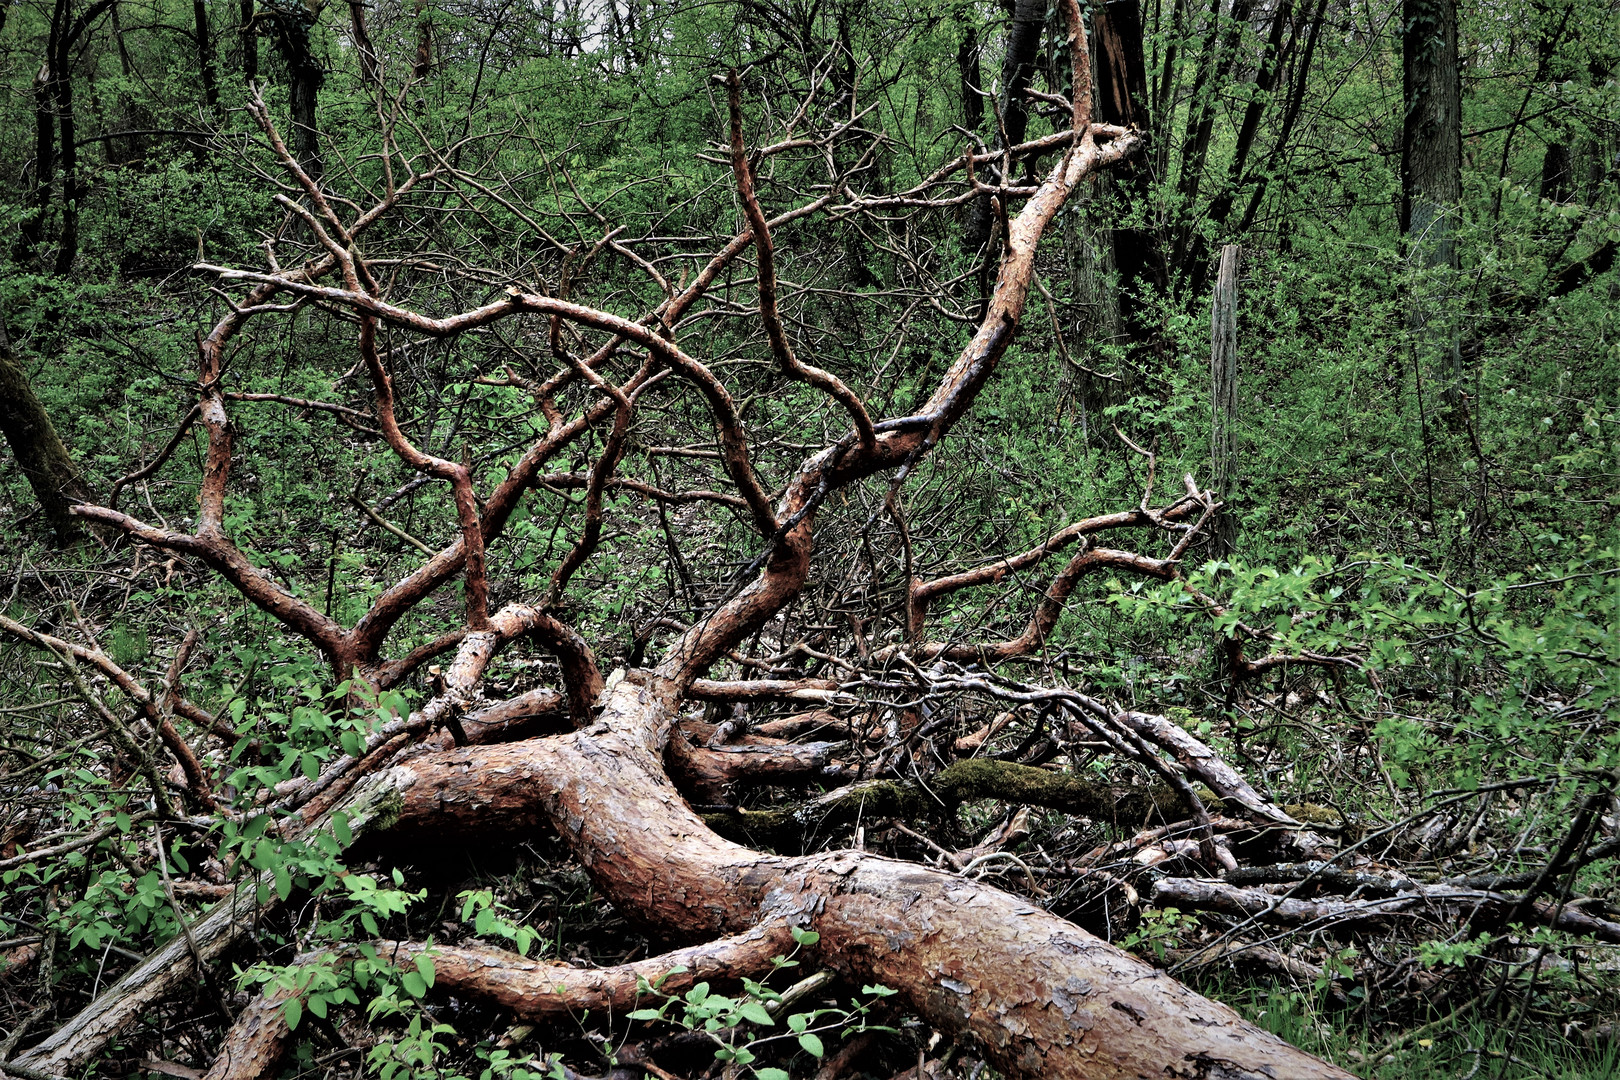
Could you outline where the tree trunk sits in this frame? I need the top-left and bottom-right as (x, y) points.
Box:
(348, 0), (378, 88)
(376, 677), (1360, 1080)
(956, 25), (983, 131)
(964, 0), (1046, 253)
(1209, 244), (1239, 556)
(267, 5), (324, 179)
(238, 0), (257, 82)
(1401, 0), (1461, 264)
(0, 330), (95, 544)
(1401, 0), (1462, 398)
(194, 0), (221, 111)
(1198, 0), (1294, 280)
(1091, 0), (1164, 343)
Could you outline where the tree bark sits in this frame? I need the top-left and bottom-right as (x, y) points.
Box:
(1090, 0), (1164, 343)
(1401, 0), (1462, 400)
(265, 4), (324, 179)
(964, 0), (1046, 253)
(194, 0), (220, 111)
(238, 0), (257, 82)
(376, 676), (1358, 1080)
(956, 24), (983, 131)
(0, 330), (95, 544)
(1209, 244), (1239, 556)
(1401, 0), (1461, 263)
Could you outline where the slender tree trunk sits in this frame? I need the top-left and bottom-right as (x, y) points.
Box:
(0, 328), (95, 545)
(964, 0), (1046, 253)
(1401, 0), (1462, 399)
(16, 57), (57, 268)
(1170, 0), (1253, 277)
(348, 0), (378, 88)
(1091, 0), (1164, 343)
(267, 7), (325, 179)
(1235, 0), (1326, 233)
(194, 0), (221, 111)
(956, 24), (983, 130)
(1401, 0), (1461, 266)
(1202, 0), (1293, 234)
(51, 59), (81, 276)
(239, 0), (258, 82)
(1209, 244), (1239, 556)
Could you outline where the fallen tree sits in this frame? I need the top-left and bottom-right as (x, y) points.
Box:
(2, 8), (1363, 1077)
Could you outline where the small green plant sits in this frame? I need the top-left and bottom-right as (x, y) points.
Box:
(1121, 907), (1196, 960)
(457, 889), (546, 956)
(626, 926), (897, 1077)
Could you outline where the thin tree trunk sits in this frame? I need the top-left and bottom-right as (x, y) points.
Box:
(956, 25), (983, 131)
(1209, 244), (1239, 556)
(16, 56), (57, 268)
(1401, 0), (1462, 399)
(1091, 0), (1163, 343)
(0, 328), (95, 545)
(194, 0), (220, 111)
(267, 8), (324, 179)
(964, 0), (1046, 253)
(348, 0), (378, 88)
(239, 0), (257, 82)
(1235, 0), (1326, 233)
(1203, 0), (1293, 233)
(1170, 0), (1253, 277)
(1401, 0), (1461, 266)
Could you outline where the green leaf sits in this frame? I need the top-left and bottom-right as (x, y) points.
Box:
(798, 1033), (824, 1058)
(274, 864), (292, 901)
(332, 812), (352, 846)
(755, 1070), (790, 1080)
(787, 1013), (808, 1033)
(283, 997), (303, 1031)
(737, 1001), (774, 1026)
(626, 1008), (664, 1021)
(401, 972), (427, 998)
(789, 927), (819, 946)
(308, 994), (328, 1019)
(415, 954), (436, 989)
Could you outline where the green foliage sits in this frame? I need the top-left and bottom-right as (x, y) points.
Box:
(625, 928), (897, 1077)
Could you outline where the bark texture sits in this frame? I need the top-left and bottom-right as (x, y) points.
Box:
(0, 333), (95, 543)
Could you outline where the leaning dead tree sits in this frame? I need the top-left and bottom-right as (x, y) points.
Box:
(4, 7), (1366, 1078)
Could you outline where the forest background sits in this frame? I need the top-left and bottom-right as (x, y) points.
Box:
(0, 0), (1617, 1076)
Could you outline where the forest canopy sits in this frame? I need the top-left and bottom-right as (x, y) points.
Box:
(0, 0), (1617, 1078)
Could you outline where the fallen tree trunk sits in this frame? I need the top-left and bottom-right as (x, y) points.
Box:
(373, 675), (1357, 1080)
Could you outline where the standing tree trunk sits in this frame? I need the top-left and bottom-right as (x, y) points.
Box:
(194, 0), (221, 111)
(0, 328), (95, 545)
(964, 0), (1047, 254)
(348, 0), (378, 88)
(239, 0), (258, 82)
(14, 0), (114, 273)
(1091, 0), (1164, 344)
(1401, 0), (1462, 401)
(1209, 244), (1239, 556)
(956, 24), (984, 131)
(266, 1), (324, 179)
